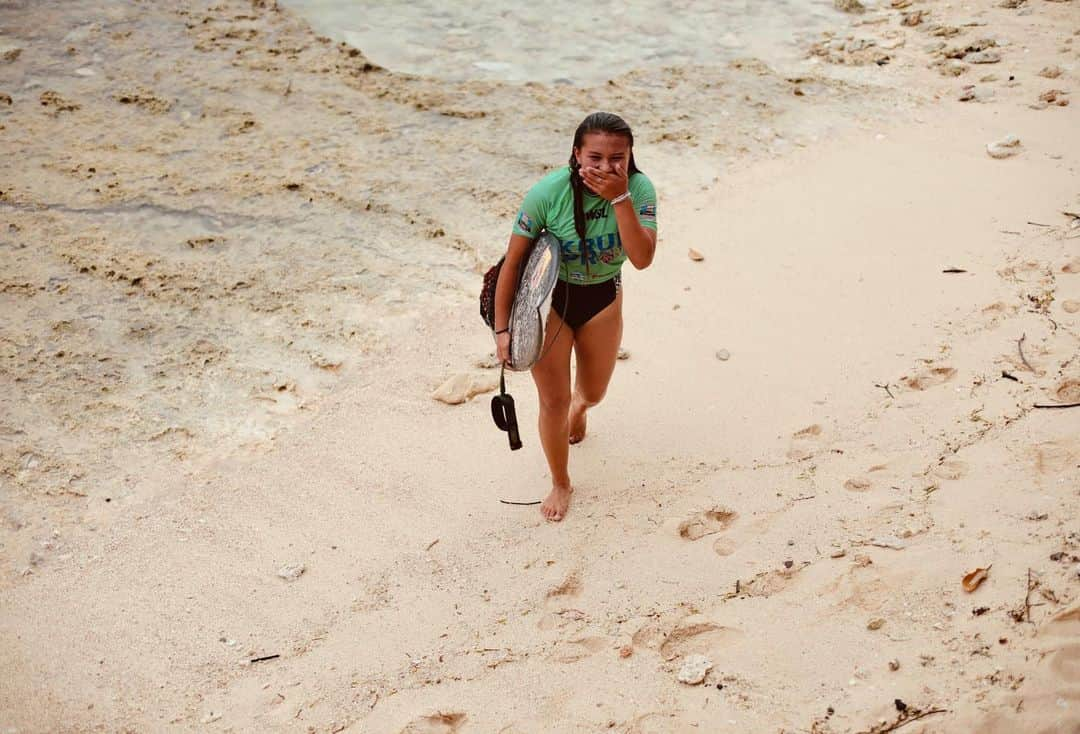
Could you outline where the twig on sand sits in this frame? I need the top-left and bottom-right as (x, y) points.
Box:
(999, 230), (1021, 235)
(250, 654), (280, 664)
(1024, 568), (1034, 622)
(1027, 221), (1051, 227)
(1001, 370), (1019, 382)
(499, 499), (541, 506)
(875, 382), (895, 399)
(793, 495), (816, 502)
(857, 707), (948, 734)
(1034, 402), (1080, 409)
(1011, 568), (1037, 623)
(1017, 334), (1034, 372)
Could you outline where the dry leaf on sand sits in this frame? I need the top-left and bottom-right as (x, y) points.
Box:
(962, 565), (991, 592)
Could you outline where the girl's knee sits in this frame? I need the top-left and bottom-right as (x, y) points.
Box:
(577, 385), (607, 407)
(538, 391), (571, 415)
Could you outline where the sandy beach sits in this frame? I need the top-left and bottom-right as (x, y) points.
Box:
(1, 0), (1079, 731)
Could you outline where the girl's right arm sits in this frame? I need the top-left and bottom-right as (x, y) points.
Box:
(493, 233), (535, 365)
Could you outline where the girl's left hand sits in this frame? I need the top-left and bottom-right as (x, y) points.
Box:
(580, 163), (628, 202)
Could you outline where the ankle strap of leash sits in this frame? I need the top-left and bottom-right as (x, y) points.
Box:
(490, 363), (522, 451)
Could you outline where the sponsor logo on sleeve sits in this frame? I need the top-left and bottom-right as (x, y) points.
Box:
(516, 210), (534, 233)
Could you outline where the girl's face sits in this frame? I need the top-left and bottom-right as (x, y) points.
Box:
(574, 132), (631, 176)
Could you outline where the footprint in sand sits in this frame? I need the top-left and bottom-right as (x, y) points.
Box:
(545, 571), (582, 599)
(844, 477), (873, 492)
(1054, 378), (1080, 403)
(1061, 256), (1080, 274)
(979, 301), (1019, 328)
(400, 712), (467, 734)
(657, 615), (741, 662)
(1030, 440), (1080, 475)
(630, 614), (741, 662)
(537, 606), (588, 632)
(677, 506), (738, 541)
(998, 260), (1051, 284)
(618, 713), (670, 734)
(1049, 643), (1080, 685)
(901, 366), (957, 391)
(787, 424), (823, 460)
(932, 459), (968, 481)
(548, 635), (607, 664)
(538, 572), (586, 630)
(712, 536), (737, 556)
(734, 565), (805, 599)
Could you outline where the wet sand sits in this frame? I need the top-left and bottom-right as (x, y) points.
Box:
(1, 0), (1079, 732)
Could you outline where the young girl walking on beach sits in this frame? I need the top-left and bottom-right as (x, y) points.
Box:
(492, 112), (658, 522)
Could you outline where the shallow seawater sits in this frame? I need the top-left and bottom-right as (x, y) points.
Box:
(280, 0), (843, 82)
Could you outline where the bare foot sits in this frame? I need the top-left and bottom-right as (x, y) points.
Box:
(568, 397), (587, 445)
(541, 484), (574, 522)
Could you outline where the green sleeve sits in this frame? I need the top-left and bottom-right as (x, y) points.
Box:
(629, 174), (657, 231)
(511, 178), (550, 239)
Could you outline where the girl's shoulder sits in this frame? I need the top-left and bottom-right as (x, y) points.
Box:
(630, 169), (652, 197)
(533, 165), (571, 191)
(523, 166), (572, 207)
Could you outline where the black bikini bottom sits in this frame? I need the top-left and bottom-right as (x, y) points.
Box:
(551, 274), (620, 331)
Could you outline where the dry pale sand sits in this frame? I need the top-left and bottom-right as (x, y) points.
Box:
(1, 0), (1079, 732)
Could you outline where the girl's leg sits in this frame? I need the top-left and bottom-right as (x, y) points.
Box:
(530, 311), (576, 521)
(568, 290), (623, 444)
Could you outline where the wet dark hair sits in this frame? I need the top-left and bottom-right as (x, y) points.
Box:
(568, 112), (640, 254)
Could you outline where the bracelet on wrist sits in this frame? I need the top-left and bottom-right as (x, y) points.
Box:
(495, 327), (510, 335)
(611, 190), (632, 206)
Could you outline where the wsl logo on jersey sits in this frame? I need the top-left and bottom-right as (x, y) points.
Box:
(638, 202), (656, 223)
(516, 210), (534, 234)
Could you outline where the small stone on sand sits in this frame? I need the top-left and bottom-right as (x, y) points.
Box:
(473, 353), (500, 369)
(986, 134), (1021, 159)
(940, 60), (966, 77)
(958, 85), (994, 102)
(716, 349), (731, 361)
(964, 50), (1001, 64)
(0, 39), (22, 63)
(688, 248), (705, 261)
(677, 654), (713, 685)
(432, 373), (499, 405)
(870, 535), (907, 550)
(277, 563), (305, 581)
(834, 0), (866, 12)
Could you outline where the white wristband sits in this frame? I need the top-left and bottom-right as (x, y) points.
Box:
(611, 191), (632, 206)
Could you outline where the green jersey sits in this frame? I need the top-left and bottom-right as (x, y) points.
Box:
(511, 166), (658, 285)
